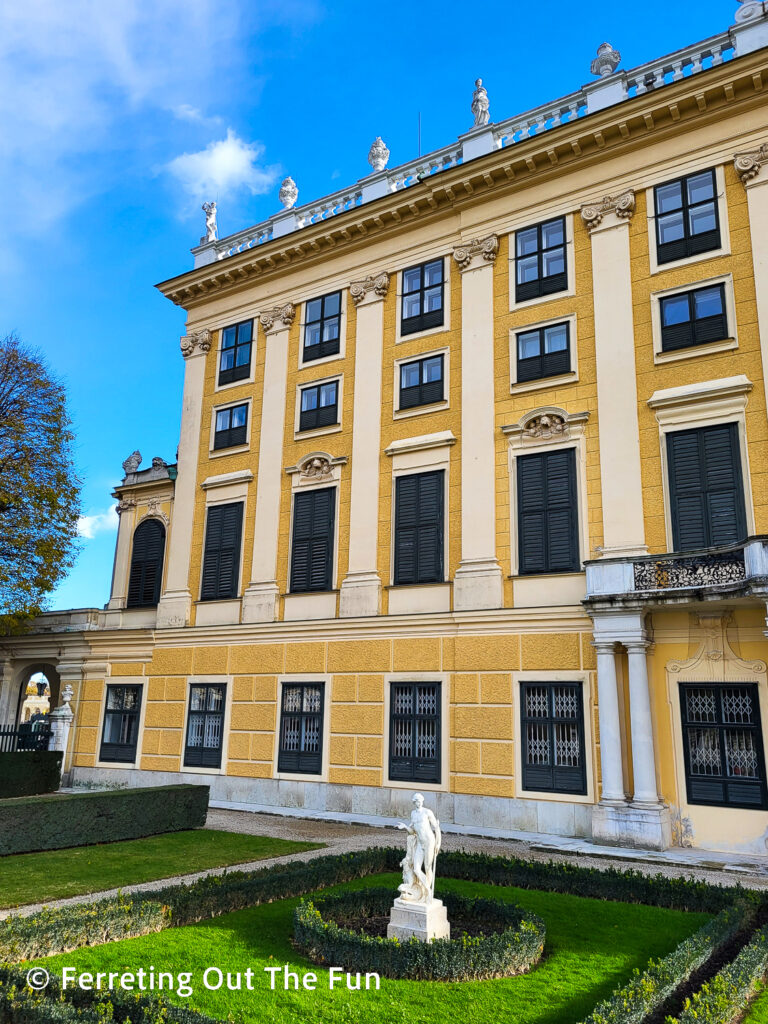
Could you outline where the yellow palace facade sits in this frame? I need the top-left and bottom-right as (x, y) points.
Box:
(4, 5), (768, 854)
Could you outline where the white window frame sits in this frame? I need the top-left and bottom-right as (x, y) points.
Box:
(208, 397), (254, 458)
(180, 676), (233, 777)
(383, 672), (450, 792)
(273, 674), (331, 783)
(393, 346), (450, 419)
(646, 163), (731, 276)
(509, 312), (579, 393)
(395, 254), (452, 344)
(94, 677), (148, 769)
(298, 289), (347, 370)
(650, 272), (738, 365)
(294, 373), (344, 440)
(508, 213), (576, 313)
(213, 319), (257, 394)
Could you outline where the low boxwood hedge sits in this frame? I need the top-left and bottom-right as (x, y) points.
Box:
(0, 752), (62, 799)
(294, 887), (545, 981)
(674, 922), (768, 1024)
(0, 784), (209, 855)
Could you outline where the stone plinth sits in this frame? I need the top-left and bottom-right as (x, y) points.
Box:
(387, 898), (450, 942)
(592, 801), (672, 851)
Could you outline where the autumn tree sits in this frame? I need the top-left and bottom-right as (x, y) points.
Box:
(0, 334), (81, 630)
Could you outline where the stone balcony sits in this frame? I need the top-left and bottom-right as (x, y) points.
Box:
(584, 536), (768, 609)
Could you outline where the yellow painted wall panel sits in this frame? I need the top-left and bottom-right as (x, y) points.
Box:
(452, 775), (514, 797)
(230, 644), (285, 675)
(147, 678), (166, 701)
(330, 704), (383, 735)
(393, 637), (441, 671)
(164, 679), (187, 702)
(228, 733), (251, 760)
(230, 703), (276, 731)
(356, 736), (383, 767)
(521, 632), (580, 669)
(192, 646), (229, 675)
(452, 674), (479, 703)
(82, 680), (104, 702)
(159, 731), (182, 756)
(285, 642), (326, 674)
(452, 740), (480, 773)
(228, 762), (272, 778)
(141, 730), (160, 755)
(253, 677), (278, 701)
(332, 676), (356, 702)
(581, 634), (597, 670)
(251, 733), (274, 762)
(329, 766), (381, 787)
(232, 677), (254, 702)
(150, 648), (194, 675)
(144, 703), (185, 729)
(327, 640), (392, 672)
(140, 755), (180, 772)
(330, 735), (355, 764)
(480, 673), (512, 704)
(481, 741), (514, 776)
(454, 706), (513, 740)
(357, 674), (384, 702)
(109, 663), (145, 676)
(454, 635), (520, 672)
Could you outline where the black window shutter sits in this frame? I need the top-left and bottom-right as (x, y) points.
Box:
(290, 488), (335, 592)
(518, 450), (579, 574)
(394, 471), (444, 585)
(127, 520), (165, 607)
(200, 503), (243, 601)
(667, 424), (746, 551)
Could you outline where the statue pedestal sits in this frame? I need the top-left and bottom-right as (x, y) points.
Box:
(387, 898), (450, 942)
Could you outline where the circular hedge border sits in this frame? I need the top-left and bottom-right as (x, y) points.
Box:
(293, 887), (546, 982)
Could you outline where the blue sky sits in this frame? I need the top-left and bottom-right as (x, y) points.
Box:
(0, 0), (733, 611)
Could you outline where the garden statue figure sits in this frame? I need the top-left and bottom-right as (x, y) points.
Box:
(471, 78), (490, 127)
(396, 792), (442, 904)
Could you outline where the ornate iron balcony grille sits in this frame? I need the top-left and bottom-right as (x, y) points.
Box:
(633, 550), (746, 591)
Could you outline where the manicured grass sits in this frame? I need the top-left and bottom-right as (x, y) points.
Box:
(745, 983), (768, 1022)
(0, 831), (321, 908)
(38, 872), (709, 1024)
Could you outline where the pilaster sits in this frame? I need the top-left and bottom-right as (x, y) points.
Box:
(340, 274), (389, 618)
(452, 236), (504, 611)
(156, 330), (211, 629)
(106, 498), (136, 614)
(735, 144), (768, 420)
(242, 304), (295, 623)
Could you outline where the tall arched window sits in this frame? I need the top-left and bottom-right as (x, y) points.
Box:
(127, 519), (166, 608)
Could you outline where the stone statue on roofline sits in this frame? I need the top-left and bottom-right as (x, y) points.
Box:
(201, 201), (217, 242)
(471, 78), (490, 128)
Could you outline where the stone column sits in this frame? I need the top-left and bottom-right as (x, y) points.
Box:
(626, 641), (660, 805)
(735, 145), (768, 417)
(0, 659), (16, 726)
(106, 499), (136, 611)
(48, 684), (74, 783)
(55, 661), (85, 782)
(340, 273), (389, 617)
(593, 641), (626, 803)
(581, 194), (647, 558)
(452, 236), (504, 611)
(242, 304), (295, 623)
(156, 330), (211, 629)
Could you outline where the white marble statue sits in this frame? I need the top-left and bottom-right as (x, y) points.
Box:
(202, 201), (218, 242)
(471, 78), (490, 128)
(396, 793), (442, 904)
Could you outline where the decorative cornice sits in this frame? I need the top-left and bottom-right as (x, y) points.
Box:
(201, 469), (254, 490)
(115, 498), (136, 516)
(734, 143), (768, 185)
(580, 190), (635, 231)
(260, 303), (295, 332)
(452, 235), (499, 271)
(384, 431), (457, 456)
(349, 272), (390, 305)
(180, 329), (212, 357)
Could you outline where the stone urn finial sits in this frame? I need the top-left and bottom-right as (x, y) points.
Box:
(368, 137), (390, 173)
(279, 176), (298, 209)
(591, 42), (621, 77)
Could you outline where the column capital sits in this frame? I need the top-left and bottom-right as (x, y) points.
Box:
(260, 303), (295, 334)
(625, 639), (651, 654)
(180, 329), (212, 358)
(452, 235), (499, 273)
(349, 272), (390, 306)
(734, 143), (768, 187)
(592, 639), (617, 654)
(115, 498), (136, 516)
(580, 190), (635, 233)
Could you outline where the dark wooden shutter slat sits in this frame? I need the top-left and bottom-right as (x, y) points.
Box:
(127, 520), (165, 608)
(394, 472), (443, 585)
(291, 488), (335, 592)
(518, 451), (578, 574)
(201, 503), (243, 601)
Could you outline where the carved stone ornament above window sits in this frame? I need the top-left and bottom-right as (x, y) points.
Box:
(260, 303), (295, 332)
(115, 497), (136, 515)
(524, 412), (567, 439)
(580, 191), (636, 231)
(452, 235), (499, 271)
(734, 143), (768, 185)
(285, 451), (348, 479)
(501, 406), (590, 443)
(139, 497), (170, 527)
(350, 272), (390, 305)
(180, 329), (212, 358)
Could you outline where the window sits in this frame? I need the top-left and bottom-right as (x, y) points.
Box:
(126, 519), (165, 608)
(660, 284), (728, 352)
(278, 682), (324, 774)
(389, 682), (441, 783)
(184, 684), (226, 769)
(399, 355), (444, 409)
(100, 685), (142, 763)
(299, 381), (338, 432)
(521, 682), (586, 794)
(516, 322), (570, 383)
(200, 502), (243, 601)
(290, 487), (335, 592)
(401, 259), (444, 336)
(213, 403), (248, 450)
(517, 449), (579, 574)
(667, 423), (747, 551)
(304, 292), (341, 361)
(654, 169), (720, 265)
(394, 471), (444, 585)
(218, 320), (253, 385)
(515, 218), (567, 303)
(680, 684), (767, 809)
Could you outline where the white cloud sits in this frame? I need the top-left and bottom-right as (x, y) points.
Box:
(78, 506), (119, 540)
(171, 104), (223, 129)
(165, 129), (279, 206)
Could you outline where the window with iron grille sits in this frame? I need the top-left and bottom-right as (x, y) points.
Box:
(278, 682), (325, 774)
(184, 684), (226, 769)
(654, 169), (720, 265)
(213, 403), (248, 449)
(659, 284), (728, 352)
(299, 381), (338, 432)
(126, 519), (165, 608)
(218, 320), (253, 385)
(401, 259), (444, 336)
(680, 684), (767, 809)
(100, 685), (142, 763)
(515, 217), (567, 303)
(304, 292), (341, 361)
(521, 682), (586, 794)
(516, 322), (571, 383)
(399, 355), (444, 409)
(389, 682), (441, 783)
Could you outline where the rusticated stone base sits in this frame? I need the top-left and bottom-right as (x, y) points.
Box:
(387, 897), (450, 942)
(592, 801), (672, 851)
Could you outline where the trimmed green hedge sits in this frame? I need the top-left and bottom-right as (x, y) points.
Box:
(0, 752), (62, 800)
(0, 785), (209, 855)
(674, 923), (768, 1024)
(294, 887), (545, 981)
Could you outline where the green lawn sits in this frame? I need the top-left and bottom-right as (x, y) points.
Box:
(38, 872), (709, 1024)
(0, 830), (321, 909)
(745, 983), (768, 1022)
